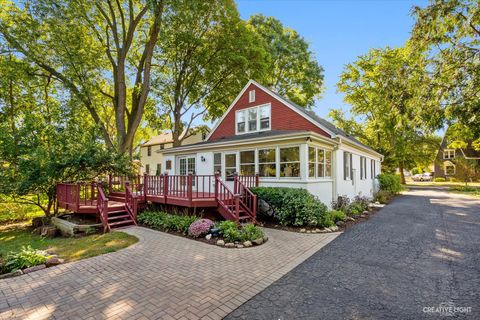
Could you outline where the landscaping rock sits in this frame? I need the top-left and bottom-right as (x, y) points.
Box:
(314, 229), (321, 233)
(225, 243), (235, 248)
(236, 244), (244, 249)
(330, 226), (339, 232)
(336, 221), (345, 227)
(0, 270), (23, 279)
(252, 238), (264, 245)
(363, 210), (369, 215)
(347, 217), (355, 222)
(41, 226), (57, 238)
(216, 240), (225, 246)
(300, 229), (306, 233)
(258, 199), (276, 219)
(324, 227), (332, 232)
(243, 241), (253, 247)
(205, 234), (212, 240)
(46, 257), (63, 267)
(23, 264), (46, 274)
(306, 230), (312, 233)
(263, 235), (268, 242)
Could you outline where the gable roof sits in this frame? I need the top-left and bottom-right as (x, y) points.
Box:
(207, 79), (380, 155)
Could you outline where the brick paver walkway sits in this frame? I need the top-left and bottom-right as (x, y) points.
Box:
(0, 227), (338, 319)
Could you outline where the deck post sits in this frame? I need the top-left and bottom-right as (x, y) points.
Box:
(214, 173), (219, 201)
(164, 173), (169, 203)
(125, 181), (130, 206)
(187, 173), (193, 205)
(233, 172), (238, 194)
(108, 174), (112, 193)
(234, 194), (240, 223)
(255, 173), (260, 187)
(90, 182), (95, 205)
(143, 174), (148, 201)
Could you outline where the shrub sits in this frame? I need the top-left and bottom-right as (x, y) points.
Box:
(377, 173), (402, 194)
(216, 221), (240, 243)
(352, 195), (370, 210)
(348, 202), (364, 215)
(4, 246), (49, 273)
(331, 195), (350, 213)
(374, 190), (392, 204)
(240, 223), (264, 241)
(251, 187), (329, 227)
(434, 177), (446, 182)
(138, 211), (197, 234)
(188, 219), (214, 237)
(328, 210), (346, 223)
(449, 177), (459, 182)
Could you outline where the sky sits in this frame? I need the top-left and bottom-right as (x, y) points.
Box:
(236, 0), (429, 120)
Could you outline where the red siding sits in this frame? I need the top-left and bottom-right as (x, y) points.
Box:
(208, 83), (330, 141)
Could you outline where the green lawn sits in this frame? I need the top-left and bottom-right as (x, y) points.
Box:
(406, 181), (480, 187)
(0, 223), (139, 262)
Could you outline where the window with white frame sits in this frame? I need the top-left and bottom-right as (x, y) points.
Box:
(444, 163), (456, 175)
(371, 159), (376, 179)
(344, 152), (352, 180)
(240, 150), (255, 175)
(360, 156), (367, 180)
(443, 149), (455, 159)
(258, 148), (276, 177)
(280, 147), (300, 177)
(308, 146), (332, 178)
(249, 90), (255, 103)
(213, 153), (222, 174)
(235, 104), (271, 134)
(147, 146), (152, 156)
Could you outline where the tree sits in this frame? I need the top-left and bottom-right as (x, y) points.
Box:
(410, 0), (480, 148)
(0, 0), (166, 155)
(334, 47), (440, 183)
(247, 14), (324, 107)
(151, 0), (268, 146)
(0, 55), (131, 217)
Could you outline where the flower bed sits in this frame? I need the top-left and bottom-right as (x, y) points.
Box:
(138, 210), (268, 248)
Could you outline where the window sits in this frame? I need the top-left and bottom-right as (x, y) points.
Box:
(240, 150), (255, 176)
(259, 105), (270, 129)
(258, 148), (276, 177)
(308, 147), (316, 177)
(160, 144), (164, 150)
(202, 132), (207, 140)
(166, 160), (172, 170)
(248, 108), (257, 131)
(249, 90), (255, 103)
(147, 146), (152, 156)
(156, 163), (161, 175)
(344, 152), (352, 180)
(371, 159), (376, 179)
(308, 147), (332, 178)
(280, 147), (300, 177)
(213, 153), (222, 174)
(444, 163), (456, 175)
(235, 104), (271, 134)
(145, 164), (150, 175)
(225, 153), (237, 181)
(443, 149), (455, 159)
(237, 110), (246, 133)
(360, 156), (367, 180)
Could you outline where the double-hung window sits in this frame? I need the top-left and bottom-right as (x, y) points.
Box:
(280, 147), (300, 177)
(213, 153), (222, 174)
(236, 104), (271, 134)
(308, 146), (332, 178)
(360, 156), (367, 180)
(344, 152), (352, 180)
(371, 159), (376, 179)
(258, 148), (276, 177)
(443, 149), (455, 159)
(147, 146), (152, 156)
(240, 150), (255, 176)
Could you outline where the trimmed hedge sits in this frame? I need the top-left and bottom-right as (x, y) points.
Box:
(138, 211), (197, 234)
(377, 173), (402, 194)
(251, 187), (329, 227)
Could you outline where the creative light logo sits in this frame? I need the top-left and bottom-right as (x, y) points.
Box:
(423, 302), (472, 316)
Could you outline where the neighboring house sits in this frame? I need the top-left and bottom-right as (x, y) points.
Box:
(140, 129), (207, 175)
(160, 80), (383, 205)
(434, 137), (480, 181)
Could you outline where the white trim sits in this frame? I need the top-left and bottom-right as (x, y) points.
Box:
(460, 148), (480, 159)
(235, 103), (271, 135)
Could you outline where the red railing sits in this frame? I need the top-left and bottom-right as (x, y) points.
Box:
(237, 174), (259, 189)
(143, 174), (215, 200)
(125, 182), (138, 224)
(96, 185), (109, 232)
(109, 174), (143, 196)
(56, 182), (98, 211)
(234, 175), (257, 223)
(215, 174), (239, 221)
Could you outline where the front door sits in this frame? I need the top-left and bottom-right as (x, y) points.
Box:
(178, 156), (196, 187)
(224, 152), (237, 189)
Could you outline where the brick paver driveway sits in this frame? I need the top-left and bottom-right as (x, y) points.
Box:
(227, 187), (480, 319)
(0, 226), (338, 319)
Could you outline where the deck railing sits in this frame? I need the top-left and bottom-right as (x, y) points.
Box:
(125, 182), (138, 223)
(234, 174), (258, 222)
(96, 185), (109, 232)
(109, 174), (143, 196)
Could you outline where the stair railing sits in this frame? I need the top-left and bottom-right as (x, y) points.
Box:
(234, 174), (257, 223)
(214, 174), (239, 222)
(96, 184), (109, 232)
(125, 182), (138, 224)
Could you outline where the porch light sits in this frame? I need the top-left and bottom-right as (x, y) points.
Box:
(201, 156), (206, 162)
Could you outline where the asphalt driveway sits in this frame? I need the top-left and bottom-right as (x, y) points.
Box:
(227, 187), (480, 319)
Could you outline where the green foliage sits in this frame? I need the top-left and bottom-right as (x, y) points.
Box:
(378, 173), (402, 194)
(434, 177), (446, 182)
(216, 221), (264, 243)
(4, 246), (49, 273)
(348, 202), (364, 216)
(331, 195), (350, 213)
(326, 210), (345, 225)
(240, 223), (264, 242)
(374, 190), (393, 204)
(247, 14), (324, 107)
(138, 211), (197, 235)
(251, 187), (329, 227)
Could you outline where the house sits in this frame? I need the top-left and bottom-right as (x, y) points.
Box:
(433, 136), (480, 181)
(140, 129), (207, 175)
(159, 80), (383, 206)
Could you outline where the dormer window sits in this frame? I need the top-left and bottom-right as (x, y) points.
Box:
(235, 103), (271, 134)
(249, 90), (255, 102)
(443, 149), (455, 159)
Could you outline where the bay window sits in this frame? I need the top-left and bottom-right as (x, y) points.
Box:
(258, 148), (276, 177)
(235, 104), (271, 134)
(280, 147), (300, 177)
(240, 150), (255, 176)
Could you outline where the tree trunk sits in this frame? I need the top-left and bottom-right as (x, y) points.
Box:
(399, 164), (406, 184)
